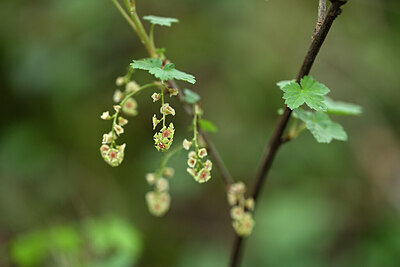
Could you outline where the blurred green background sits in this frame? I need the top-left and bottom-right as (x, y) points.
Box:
(1, 0), (400, 266)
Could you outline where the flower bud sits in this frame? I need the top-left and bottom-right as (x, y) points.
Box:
(126, 81), (140, 93)
(101, 111), (111, 120)
(114, 125), (124, 135)
(118, 143), (126, 153)
(229, 182), (246, 195)
(152, 115), (159, 129)
(188, 151), (196, 159)
(163, 167), (174, 178)
(183, 139), (192, 150)
(146, 173), (156, 185)
(187, 158), (196, 168)
(204, 160), (212, 171)
(156, 178), (169, 192)
(113, 89), (123, 103)
(151, 93), (160, 102)
(227, 193), (237, 206)
(196, 168), (211, 183)
(100, 144), (110, 156)
(102, 133), (111, 144)
(198, 148), (207, 158)
(122, 98), (138, 116)
(146, 191), (170, 217)
(108, 131), (117, 140)
(115, 76), (125, 86)
(245, 198), (255, 211)
(168, 88), (179, 97)
(230, 206), (244, 220)
(102, 146), (125, 167)
(113, 105), (121, 113)
(160, 103), (175, 116)
(232, 212), (255, 237)
(118, 117), (128, 126)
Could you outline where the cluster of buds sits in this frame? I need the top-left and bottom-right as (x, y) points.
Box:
(114, 76), (140, 116)
(153, 123), (175, 152)
(145, 167), (175, 216)
(227, 182), (255, 236)
(152, 85), (178, 152)
(100, 143), (126, 167)
(183, 139), (212, 183)
(99, 77), (141, 167)
(100, 105), (129, 167)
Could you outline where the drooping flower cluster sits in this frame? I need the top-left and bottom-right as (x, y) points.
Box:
(184, 144), (212, 183)
(227, 182), (255, 236)
(99, 76), (141, 167)
(152, 85), (178, 152)
(183, 104), (213, 183)
(145, 167), (174, 216)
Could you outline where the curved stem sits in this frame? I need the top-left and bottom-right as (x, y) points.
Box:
(229, 1), (349, 266)
(116, 0), (157, 57)
(110, 0), (137, 32)
(110, 83), (157, 140)
(156, 145), (183, 177)
(120, 82), (157, 106)
(161, 84), (166, 128)
(150, 24), (156, 49)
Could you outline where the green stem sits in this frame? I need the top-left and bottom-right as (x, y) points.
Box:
(161, 84), (165, 128)
(150, 24), (156, 49)
(121, 0), (157, 58)
(110, 0), (137, 32)
(111, 82), (158, 141)
(156, 145), (183, 177)
(192, 106), (198, 150)
(120, 82), (157, 106)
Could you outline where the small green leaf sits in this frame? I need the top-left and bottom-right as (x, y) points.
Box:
(198, 119), (218, 133)
(276, 79), (295, 89)
(294, 108), (347, 143)
(131, 58), (162, 70)
(183, 89), (200, 104)
(279, 76), (330, 111)
(143, 15), (179, 26)
(324, 97), (362, 116)
(131, 59), (195, 84)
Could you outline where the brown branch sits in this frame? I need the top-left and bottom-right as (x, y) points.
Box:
(229, 1), (348, 266)
(315, 0), (327, 36)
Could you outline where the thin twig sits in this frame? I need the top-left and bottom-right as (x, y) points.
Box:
(110, 0), (138, 32)
(229, 1), (348, 266)
(315, 0), (327, 36)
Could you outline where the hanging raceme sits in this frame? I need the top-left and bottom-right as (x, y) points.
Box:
(100, 70), (157, 167)
(182, 89), (214, 183)
(145, 146), (181, 216)
(227, 182), (255, 237)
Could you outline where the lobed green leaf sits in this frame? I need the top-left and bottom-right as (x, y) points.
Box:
(279, 76), (330, 111)
(131, 59), (196, 84)
(294, 108), (347, 143)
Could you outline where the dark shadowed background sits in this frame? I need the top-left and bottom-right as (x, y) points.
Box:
(1, 0), (400, 266)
